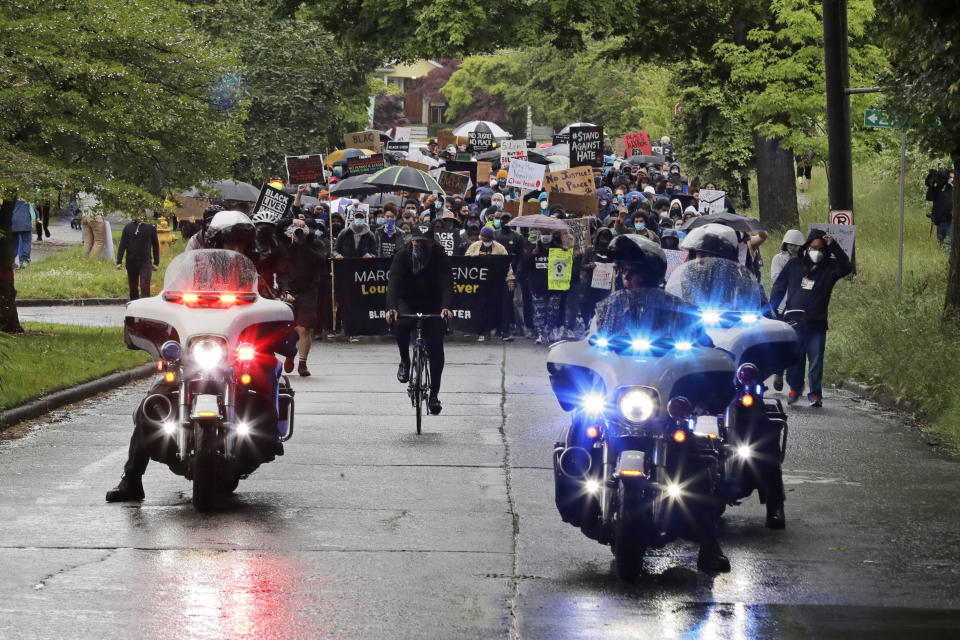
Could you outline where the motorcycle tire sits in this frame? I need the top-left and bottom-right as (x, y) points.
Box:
(612, 480), (646, 582)
(192, 452), (218, 511)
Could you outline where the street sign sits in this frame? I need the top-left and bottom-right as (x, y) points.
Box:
(829, 210), (854, 225)
(864, 109), (895, 128)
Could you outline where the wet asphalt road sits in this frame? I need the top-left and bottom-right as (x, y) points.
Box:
(1, 340), (960, 639)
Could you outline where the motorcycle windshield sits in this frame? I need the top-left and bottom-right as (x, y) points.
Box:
(664, 256), (767, 311)
(592, 288), (705, 342)
(163, 249), (258, 294)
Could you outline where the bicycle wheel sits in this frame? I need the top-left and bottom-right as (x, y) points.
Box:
(412, 348), (424, 434)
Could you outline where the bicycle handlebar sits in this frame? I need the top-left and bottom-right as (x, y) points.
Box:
(396, 313), (446, 319)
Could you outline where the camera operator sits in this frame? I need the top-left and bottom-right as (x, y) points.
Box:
(926, 168), (955, 247)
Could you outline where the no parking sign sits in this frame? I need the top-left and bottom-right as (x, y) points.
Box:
(829, 210), (854, 225)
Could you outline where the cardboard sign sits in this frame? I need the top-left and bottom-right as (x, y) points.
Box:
(614, 137), (626, 158)
(500, 139), (527, 167)
(552, 133), (570, 145)
(808, 223), (856, 264)
(438, 171), (472, 197)
(468, 130), (495, 152)
(444, 160), (479, 196)
(548, 191), (599, 217)
(285, 154), (326, 185)
(591, 262), (615, 290)
(570, 126), (604, 167)
(386, 141), (410, 153)
(664, 249), (686, 279)
(455, 153), (472, 162)
(394, 126), (412, 142)
(545, 166), (597, 195)
(400, 159), (431, 172)
(623, 131), (651, 156)
(437, 129), (457, 149)
(564, 217), (592, 252)
(346, 153), (387, 176)
(477, 161), (494, 183)
(345, 130), (380, 151)
(502, 200), (540, 217)
(253, 184), (293, 219)
(506, 159), (546, 190)
(829, 210), (854, 225)
(698, 189), (726, 215)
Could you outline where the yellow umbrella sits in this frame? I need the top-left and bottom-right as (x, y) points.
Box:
(325, 148), (374, 165)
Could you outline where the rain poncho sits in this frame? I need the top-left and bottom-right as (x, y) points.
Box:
(665, 256), (768, 312)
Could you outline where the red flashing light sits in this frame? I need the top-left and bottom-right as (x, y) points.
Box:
(156, 360), (164, 371)
(221, 294), (237, 304)
(182, 293), (199, 303)
(237, 345), (255, 361)
(741, 394), (755, 408)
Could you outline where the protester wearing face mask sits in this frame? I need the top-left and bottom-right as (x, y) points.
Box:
(632, 212), (660, 244)
(329, 212), (345, 240)
(376, 204), (403, 257)
(770, 230), (852, 408)
(454, 223), (481, 256)
(578, 227), (615, 327)
(519, 229), (577, 344)
(464, 226), (516, 342)
(538, 192), (549, 213)
(333, 210), (378, 259)
(490, 193), (505, 211)
(767, 229), (807, 391)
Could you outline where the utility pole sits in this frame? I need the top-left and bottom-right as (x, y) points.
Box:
(823, 0), (853, 213)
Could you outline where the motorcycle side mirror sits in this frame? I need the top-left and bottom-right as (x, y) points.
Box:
(783, 309), (807, 326)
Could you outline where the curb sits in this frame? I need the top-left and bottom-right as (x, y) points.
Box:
(0, 363), (155, 430)
(837, 379), (917, 415)
(17, 298), (127, 307)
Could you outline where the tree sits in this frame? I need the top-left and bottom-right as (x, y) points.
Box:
(0, 0), (244, 332)
(875, 1), (960, 318)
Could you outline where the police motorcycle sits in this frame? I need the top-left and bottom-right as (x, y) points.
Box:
(547, 235), (734, 579)
(123, 212), (296, 511)
(665, 224), (801, 529)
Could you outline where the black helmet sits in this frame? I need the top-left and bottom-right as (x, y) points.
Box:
(202, 203), (225, 224)
(679, 223), (738, 260)
(206, 210), (255, 256)
(608, 234), (667, 287)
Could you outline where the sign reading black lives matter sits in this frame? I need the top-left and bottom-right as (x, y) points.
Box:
(468, 130), (494, 152)
(569, 125), (604, 167)
(435, 230), (458, 256)
(386, 141), (409, 153)
(285, 154), (326, 185)
(333, 257), (512, 335)
(253, 184), (293, 219)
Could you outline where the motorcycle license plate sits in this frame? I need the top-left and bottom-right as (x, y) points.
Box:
(694, 415), (720, 438)
(191, 394), (220, 419)
(617, 450), (645, 474)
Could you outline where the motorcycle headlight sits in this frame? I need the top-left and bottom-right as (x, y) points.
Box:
(191, 338), (226, 370)
(618, 388), (657, 423)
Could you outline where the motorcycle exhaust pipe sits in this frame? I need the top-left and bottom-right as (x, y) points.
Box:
(558, 446), (592, 478)
(142, 393), (174, 425)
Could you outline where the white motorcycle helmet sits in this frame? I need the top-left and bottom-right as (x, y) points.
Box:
(679, 223), (739, 261)
(206, 210), (256, 256)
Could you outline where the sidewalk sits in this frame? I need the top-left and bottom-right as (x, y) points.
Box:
(17, 305), (125, 328)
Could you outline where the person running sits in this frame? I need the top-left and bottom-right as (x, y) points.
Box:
(385, 223), (453, 415)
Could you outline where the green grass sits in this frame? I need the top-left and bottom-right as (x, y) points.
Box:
(0, 322), (151, 410)
(749, 168), (960, 446)
(15, 228), (186, 299)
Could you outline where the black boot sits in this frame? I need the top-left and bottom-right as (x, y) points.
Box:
(766, 502), (786, 529)
(397, 361), (410, 383)
(697, 539), (731, 573)
(428, 392), (442, 415)
(105, 474), (145, 502)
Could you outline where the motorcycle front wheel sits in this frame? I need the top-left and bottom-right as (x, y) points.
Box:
(612, 480), (647, 581)
(192, 426), (219, 511)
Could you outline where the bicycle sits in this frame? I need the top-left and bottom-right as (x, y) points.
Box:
(396, 313), (444, 434)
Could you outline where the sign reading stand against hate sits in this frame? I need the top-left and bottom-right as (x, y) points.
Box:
(570, 126), (604, 167)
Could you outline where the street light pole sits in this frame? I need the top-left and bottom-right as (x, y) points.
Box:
(823, 0), (854, 213)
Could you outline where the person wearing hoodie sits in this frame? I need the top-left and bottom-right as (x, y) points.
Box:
(578, 227), (615, 326)
(11, 199), (36, 268)
(768, 228), (807, 391)
(334, 209), (378, 258)
(770, 230), (852, 408)
(668, 198), (684, 220)
(376, 204), (404, 258)
(519, 229), (576, 344)
(465, 225), (516, 341)
(597, 187), (618, 221)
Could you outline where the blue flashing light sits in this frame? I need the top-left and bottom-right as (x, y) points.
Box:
(595, 337), (609, 349)
(755, 383), (763, 396)
(581, 392), (606, 415)
(674, 341), (693, 352)
(631, 337), (652, 352)
(701, 309), (723, 325)
(740, 312), (759, 324)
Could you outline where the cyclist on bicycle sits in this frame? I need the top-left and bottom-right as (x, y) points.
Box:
(385, 223), (453, 415)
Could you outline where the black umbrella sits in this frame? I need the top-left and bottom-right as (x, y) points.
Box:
(181, 179), (260, 202)
(626, 154), (666, 166)
(681, 211), (764, 233)
(329, 174), (380, 197)
(362, 193), (404, 208)
(363, 166), (445, 195)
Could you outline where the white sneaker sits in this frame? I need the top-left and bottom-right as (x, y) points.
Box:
(535, 334), (544, 345)
(477, 334), (486, 342)
(348, 336), (360, 343)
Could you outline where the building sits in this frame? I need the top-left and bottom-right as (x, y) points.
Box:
(375, 60), (448, 129)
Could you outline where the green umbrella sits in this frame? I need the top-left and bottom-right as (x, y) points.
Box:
(363, 166), (445, 195)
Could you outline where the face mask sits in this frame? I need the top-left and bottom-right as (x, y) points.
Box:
(617, 195), (625, 203)
(786, 245), (800, 256)
(433, 201), (442, 211)
(808, 249), (823, 264)
(636, 223), (645, 232)
(332, 224), (343, 235)
(376, 217), (385, 226)
(540, 233), (553, 244)
(498, 179), (507, 188)
(600, 200), (608, 207)
(494, 220), (502, 229)
(540, 201), (548, 211)
(353, 219), (365, 229)
(528, 230), (540, 243)
(493, 200), (504, 210)
(412, 244), (427, 273)
(482, 241), (493, 248)
(384, 218), (396, 233)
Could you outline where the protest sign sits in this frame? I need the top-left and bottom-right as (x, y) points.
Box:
(548, 191), (599, 217)
(438, 171), (472, 197)
(400, 159), (431, 172)
(253, 183), (293, 219)
(623, 131), (651, 156)
(455, 153), (472, 162)
(346, 153), (387, 176)
(393, 126), (412, 142)
(506, 159), (546, 190)
(808, 223), (856, 264)
(344, 130), (380, 151)
(545, 166), (597, 195)
(502, 200), (539, 217)
(437, 129), (457, 149)
(435, 229), (458, 256)
(343, 203), (370, 226)
(564, 217), (592, 252)
(333, 258), (392, 335)
(552, 133), (570, 145)
(548, 248), (574, 291)
(664, 249), (686, 279)
(614, 137), (626, 158)
(285, 154), (326, 185)
(570, 126), (604, 167)
(444, 160), (479, 195)
(468, 130), (495, 152)
(698, 189), (726, 215)
(386, 141), (410, 153)
(500, 139), (527, 166)
(448, 256), (512, 332)
(591, 262), (615, 290)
